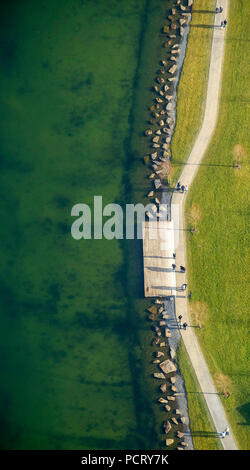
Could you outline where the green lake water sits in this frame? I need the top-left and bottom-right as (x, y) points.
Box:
(0, 0), (175, 449)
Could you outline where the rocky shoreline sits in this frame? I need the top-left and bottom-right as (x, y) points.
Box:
(144, 0), (192, 190)
(143, 0), (194, 450)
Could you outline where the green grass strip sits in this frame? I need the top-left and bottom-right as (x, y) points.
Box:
(173, 0), (250, 450)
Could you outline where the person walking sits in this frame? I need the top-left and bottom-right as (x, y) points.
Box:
(216, 6), (223, 13)
(181, 283), (187, 291)
(180, 265), (186, 273)
(183, 322), (188, 330)
(221, 19), (227, 29)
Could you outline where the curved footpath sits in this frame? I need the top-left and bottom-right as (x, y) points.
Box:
(172, 0), (237, 450)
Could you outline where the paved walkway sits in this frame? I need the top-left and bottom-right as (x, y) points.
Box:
(172, 0), (238, 450)
(143, 220), (177, 297)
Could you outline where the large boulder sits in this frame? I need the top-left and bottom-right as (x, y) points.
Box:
(154, 179), (162, 189)
(166, 439), (174, 446)
(156, 351), (164, 358)
(158, 397), (168, 404)
(171, 417), (178, 425)
(167, 396), (175, 401)
(170, 23), (177, 30)
(162, 144), (169, 150)
(159, 359), (176, 375)
(166, 102), (174, 111)
(169, 64), (177, 75)
(179, 18), (186, 26)
(154, 372), (166, 380)
(170, 348), (176, 360)
(165, 328), (172, 337)
(164, 421), (171, 434)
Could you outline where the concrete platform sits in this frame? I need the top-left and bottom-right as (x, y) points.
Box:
(143, 220), (176, 297)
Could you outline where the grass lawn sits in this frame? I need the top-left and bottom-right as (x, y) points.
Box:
(178, 342), (222, 450)
(171, 0), (216, 181)
(172, 0), (250, 450)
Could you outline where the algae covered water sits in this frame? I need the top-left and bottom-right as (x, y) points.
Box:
(0, 0), (175, 449)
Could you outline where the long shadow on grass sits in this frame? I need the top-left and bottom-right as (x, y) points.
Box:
(191, 24), (219, 29)
(177, 391), (224, 396)
(192, 10), (216, 14)
(185, 430), (221, 438)
(173, 161), (235, 168)
(225, 37), (250, 43)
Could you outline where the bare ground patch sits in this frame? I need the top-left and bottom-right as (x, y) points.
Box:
(186, 203), (203, 232)
(189, 301), (208, 329)
(232, 143), (248, 175)
(214, 372), (233, 398)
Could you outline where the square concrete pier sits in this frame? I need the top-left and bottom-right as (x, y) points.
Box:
(142, 220), (176, 297)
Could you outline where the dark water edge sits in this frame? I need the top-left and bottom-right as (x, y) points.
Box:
(124, 1), (195, 449)
(0, 0), (185, 450)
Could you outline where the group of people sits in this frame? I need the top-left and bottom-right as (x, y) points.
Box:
(178, 315), (188, 330)
(172, 253), (188, 329)
(220, 19), (227, 29)
(215, 5), (227, 29)
(172, 263), (186, 273)
(176, 181), (188, 193)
